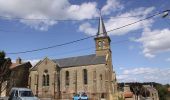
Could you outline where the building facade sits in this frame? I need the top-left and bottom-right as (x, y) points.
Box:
(29, 15), (117, 100)
(0, 58), (32, 96)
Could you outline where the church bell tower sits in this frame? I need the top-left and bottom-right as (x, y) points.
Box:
(95, 15), (111, 56)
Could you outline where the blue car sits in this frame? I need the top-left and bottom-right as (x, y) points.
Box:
(73, 93), (88, 100)
(73, 94), (80, 100)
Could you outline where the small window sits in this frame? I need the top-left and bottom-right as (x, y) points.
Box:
(42, 70), (49, 86)
(83, 69), (88, 84)
(100, 74), (102, 80)
(46, 74), (49, 86)
(43, 75), (46, 86)
(65, 71), (69, 86)
(93, 70), (96, 80)
(15, 91), (18, 97)
(98, 41), (103, 49)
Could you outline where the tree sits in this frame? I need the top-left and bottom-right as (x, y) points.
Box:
(0, 51), (11, 96)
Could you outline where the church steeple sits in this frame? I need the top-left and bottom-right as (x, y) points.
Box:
(95, 14), (111, 56)
(97, 15), (107, 37)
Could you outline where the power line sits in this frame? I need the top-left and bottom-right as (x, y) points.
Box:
(17, 29), (165, 60)
(0, 10), (166, 33)
(0, 9), (164, 21)
(22, 46), (95, 60)
(0, 14), (155, 21)
(6, 10), (168, 55)
(7, 35), (94, 54)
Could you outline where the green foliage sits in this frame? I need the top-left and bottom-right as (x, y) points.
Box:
(0, 51), (6, 67)
(0, 51), (11, 82)
(118, 82), (170, 100)
(155, 83), (170, 100)
(0, 51), (5, 59)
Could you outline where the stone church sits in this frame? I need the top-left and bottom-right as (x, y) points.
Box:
(29, 16), (117, 100)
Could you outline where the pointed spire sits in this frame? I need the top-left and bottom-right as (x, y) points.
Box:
(97, 14), (107, 37)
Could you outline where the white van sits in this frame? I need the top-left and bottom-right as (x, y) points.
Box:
(8, 88), (39, 100)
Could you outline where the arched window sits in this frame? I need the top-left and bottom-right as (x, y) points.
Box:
(100, 74), (103, 90)
(46, 74), (49, 86)
(102, 40), (105, 48)
(93, 70), (96, 80)
(65, 71), (69, 86)
(100, 74), (103, 80)
(83, 69), (88, 85)
(42, 70), (49, 86)
(43, 75), (46, 86)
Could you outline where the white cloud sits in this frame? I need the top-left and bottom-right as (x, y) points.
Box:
(117, 74), (128, 81)
(122, 67), (159, 75)
(0, 0), (98, 30)
(101, 0), (123, 15)
(79, 22), (97, 35)
(24, 59), (40, 66)
(105, 7), (154, 35)
(137, 29), (170, 58)
(67, 2), (98, 20)
(0, 0), (125, 31)
(117, 67), (170, 84)
(79, 7), (155, 36)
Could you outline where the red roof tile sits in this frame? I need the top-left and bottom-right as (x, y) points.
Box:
(124, 92), (133, 98)
(168, 87), (170, 92)
(10, 63), (19, 69)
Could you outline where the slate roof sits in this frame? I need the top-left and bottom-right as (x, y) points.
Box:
(31, 54), (106, 71)
(53, 54), (106, 68)
(97, 15), (107, 37)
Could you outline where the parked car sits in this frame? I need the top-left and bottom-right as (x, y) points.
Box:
(8, 87), (39, 100)
(73, 94), (80, 100)
(73, 93), (88, 100)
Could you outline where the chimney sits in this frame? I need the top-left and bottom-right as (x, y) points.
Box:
(16, 57), (22, 64)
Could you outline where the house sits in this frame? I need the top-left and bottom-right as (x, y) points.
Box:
(0, 58), (32, 96)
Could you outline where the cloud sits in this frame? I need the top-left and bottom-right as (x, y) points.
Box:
(137, 29), (170, 58)
(117, 74), (128, 81)
(166, 58), (170, 62)
(122, 67), (159, 75)
(79, 7), (155, 36)
(0, 0), (98, 30)
(0, 0), (125, 31)
(79, 22), (97, 35)
(67, 2), (98, 20)
(101, 0), (124, 15)
(117, 67), (170, 84)
(24, 59), (40, 66)
(105, 7), (154, 35)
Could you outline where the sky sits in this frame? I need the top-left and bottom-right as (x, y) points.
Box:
(0, 0), (170, 84)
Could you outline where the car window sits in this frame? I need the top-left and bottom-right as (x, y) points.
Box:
(19, 91), (34, 97)
(81, 93), (87, 97)
(15, 90), (18, 97)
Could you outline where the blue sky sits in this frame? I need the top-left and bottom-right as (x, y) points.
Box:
(0, 0), (170, 84)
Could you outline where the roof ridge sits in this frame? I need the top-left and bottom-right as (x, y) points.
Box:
(52, 54), (97, 60)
